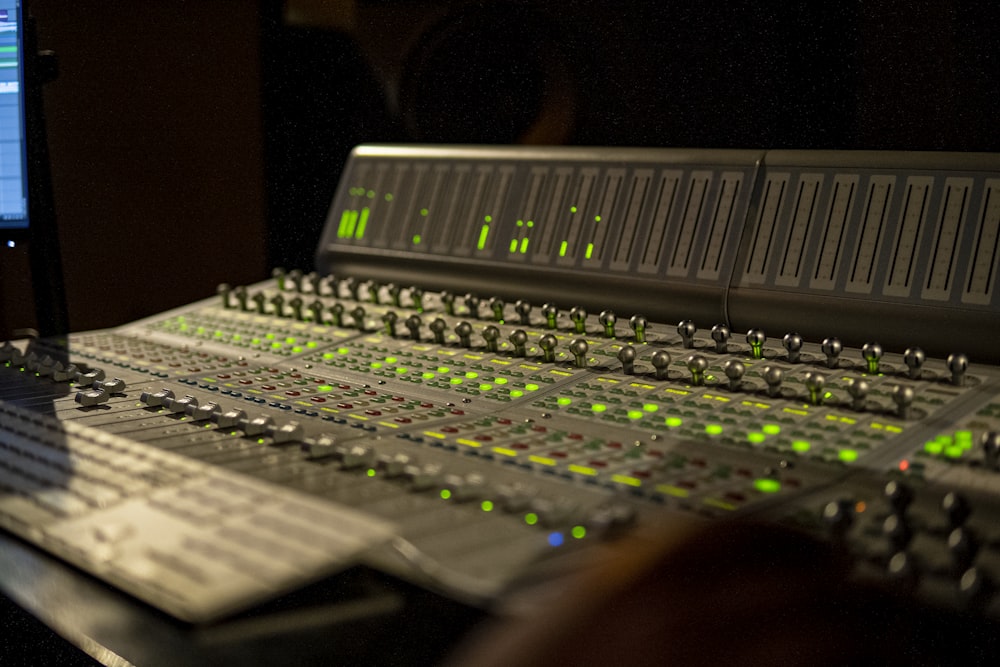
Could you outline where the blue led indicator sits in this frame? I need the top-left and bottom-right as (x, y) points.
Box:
(548, 532), (565, 547)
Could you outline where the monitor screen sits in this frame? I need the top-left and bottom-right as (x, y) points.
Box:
(0, 1), (28, 234)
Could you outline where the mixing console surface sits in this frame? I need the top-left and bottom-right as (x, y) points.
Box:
(4, 147), (1000, 650)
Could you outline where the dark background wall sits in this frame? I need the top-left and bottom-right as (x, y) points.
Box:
(2, 0), (999, 340)
(0, 0), (267, 339)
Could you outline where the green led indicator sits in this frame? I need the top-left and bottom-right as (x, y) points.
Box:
(705, 424), (724, 435)
(839, 449), (859, 463)
(481, 500), (494, 512)
(570, 206), (578, 213)
(665, 416), (683, 428)
(413, 234), (422, 245)
(385, 193), (394, 201)
(345, 209), (359, 237)
(627, 410), (643, 420)
(571, 526), (587, 539)
(516, 219), (524, 227)
(754, 478), (781, 494)
(526, 383), (540, 391)
(484, 215), (493, 222)
(437, 366), (450, 373)
(525, 513), (539, 526)
(366, 468), (376, 477)
(478, 224), (490, 250)
(519, 238), (530, 254)
(510, 390), (524, 398)
(557, 397), (572, 406)
(317, 385), (333, 392)
(465, 371), (478, 379)
(420, 208), (429, 217)
(421, 372), (435, 379)
(594, 215), (602, 222)
(355, 207), (369, 239)
(478, 383), (492, 391)
(509, 239), (518, 253)
(450, 377), (463, 385)
(792, 440), (811, 452)
(440, 489), (452, 500)
(643, 403), (658, 413)
(747, 431), (766, 444)
(337, 347), (350, 355)
(945, 445), (964, 459)
(585, 243), (594, 260)
(366, 190), (374, 199)
(762, 424), (781, 435)
(559, 240), (568, 257)
(527, 220), (534, 227)
(337, 209), (352, 238)
(591, 403), (607, 413)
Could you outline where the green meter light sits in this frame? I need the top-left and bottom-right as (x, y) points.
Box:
(754, 478), (781, 494)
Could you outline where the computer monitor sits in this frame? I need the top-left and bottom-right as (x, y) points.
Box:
(0, 1), (29, 240)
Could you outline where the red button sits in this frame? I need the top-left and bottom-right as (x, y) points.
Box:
(311, 397), (327, 403)
(285, 391), (300, 397)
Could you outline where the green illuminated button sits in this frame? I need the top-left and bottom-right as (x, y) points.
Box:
(557, 397), (572, 406)
(665, 416), (683, 428)
(627, 410), (643, 420)
(591, 403), (607, 413)
(705, 424), (723, 436)
(762, 424), (781, 435)
(754, 478), (781, 493)
(747, 431), (766, 444)
(792, 440), (811, 453)
(571, 526), (586, 539)
(839, 448), (859, 463)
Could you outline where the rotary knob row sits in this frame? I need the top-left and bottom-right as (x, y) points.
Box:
(264, 270), (428, 309)
(138, 389), (303, 443)
(671, 325), (968, 386)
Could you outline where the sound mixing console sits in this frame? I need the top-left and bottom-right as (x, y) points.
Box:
(4, 146), (1000, 659)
